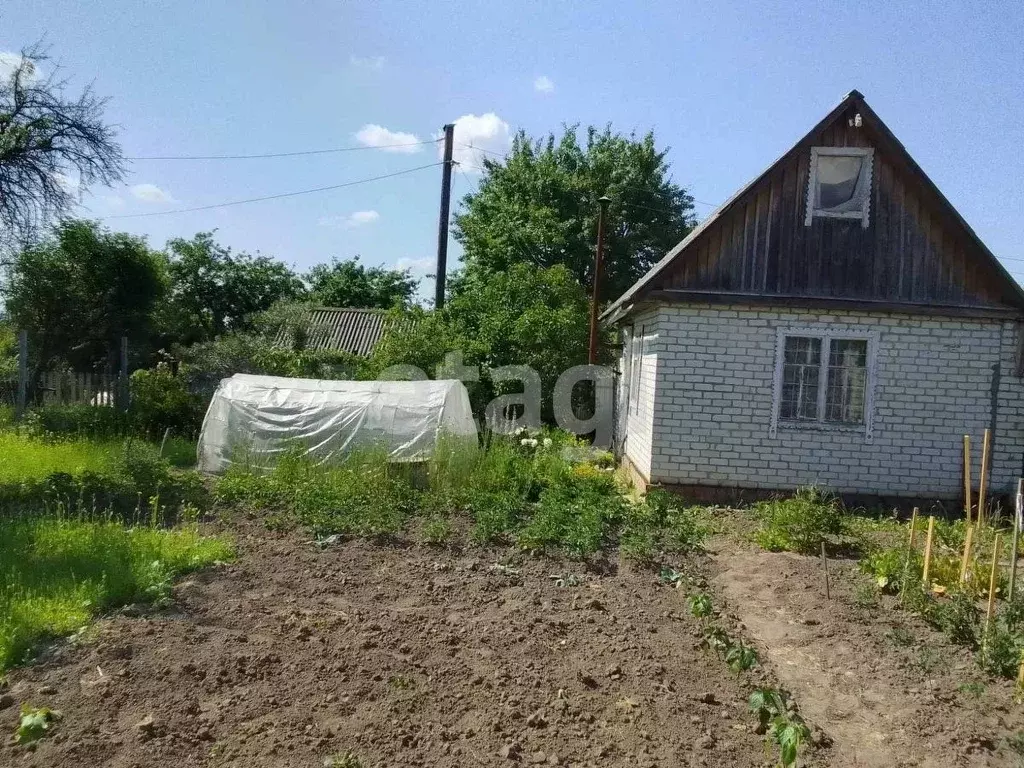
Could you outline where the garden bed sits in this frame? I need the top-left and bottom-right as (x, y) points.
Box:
(0, 517), (807, 768)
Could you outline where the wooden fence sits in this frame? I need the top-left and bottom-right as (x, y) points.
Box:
(36, 371), (120, 407)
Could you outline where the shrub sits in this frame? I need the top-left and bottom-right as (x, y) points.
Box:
(128, 366), (204, 438)
(753, 487), (847, 554)
(934, 589), (979, 648)
(24, 404), (131, 439)
(518, 469), (625, 558)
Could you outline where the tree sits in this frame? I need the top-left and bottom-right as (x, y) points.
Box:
(367, 263), (597, 419)
(454, 125), (696, 303)
(1, 219), (167, 373)
(0, 43), (124, 249)
(160, 232), (304, 346)
(305, 256), (419, 309)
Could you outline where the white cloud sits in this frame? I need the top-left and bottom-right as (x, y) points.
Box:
(318, 209), (381, 228)
(447, 113), (513, 174)
(354, 124), (423, 153)
(130, 183), (175, 204)
(350, 54), (386, 71)
(0, 51), (38, 83)
(395, 257), (434, 273)
(533, 75), (555, 93)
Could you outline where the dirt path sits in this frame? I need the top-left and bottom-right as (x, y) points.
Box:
(710, 537), (1023, 768)
(1, 521), (784, 768)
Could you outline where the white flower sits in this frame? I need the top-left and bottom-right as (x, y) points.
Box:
(521, 438), (539, 448)
(542, 438), (553, 448)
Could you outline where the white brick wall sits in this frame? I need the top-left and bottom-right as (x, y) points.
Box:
(630, 304), (1024, 498)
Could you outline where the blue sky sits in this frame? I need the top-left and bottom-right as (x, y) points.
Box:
(4, 0), (1024, 298)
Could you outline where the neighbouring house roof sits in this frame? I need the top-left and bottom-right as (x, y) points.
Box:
(602, 90), (1024, 323)
(276, 307), (414, 357)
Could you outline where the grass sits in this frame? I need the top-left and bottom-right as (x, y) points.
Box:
(215, 431), (708, 560)
(0, 432), (121, 483)
(0, 513), (233, 670)
(753, 486), (849, 554)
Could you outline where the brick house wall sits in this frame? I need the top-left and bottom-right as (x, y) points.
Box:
(627, 303), (1024, 499)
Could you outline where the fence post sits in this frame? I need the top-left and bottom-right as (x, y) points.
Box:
(15, 330), (28, 421)
(118, 336), (129, 411)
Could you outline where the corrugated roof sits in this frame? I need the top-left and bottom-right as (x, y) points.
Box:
(276, 307), (414, 357)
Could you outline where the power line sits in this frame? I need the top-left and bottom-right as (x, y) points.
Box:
(127, 139), (439, 161)
(102, 163), (443, 219)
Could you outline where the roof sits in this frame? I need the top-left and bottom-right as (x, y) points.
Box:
(602, 90), (1024, 322)
(275, 307), (414, 357)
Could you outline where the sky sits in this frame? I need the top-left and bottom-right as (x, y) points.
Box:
(3, 0), (1024, 299)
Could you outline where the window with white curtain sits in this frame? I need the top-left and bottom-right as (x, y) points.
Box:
(773, 330), (875, 434)
(805, 147), (874, 228)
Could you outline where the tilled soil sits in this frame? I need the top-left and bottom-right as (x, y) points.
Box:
(711, 534), (1024, 768)
(1, 520), (797, 768)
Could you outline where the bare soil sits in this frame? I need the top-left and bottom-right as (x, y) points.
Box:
(1, 519), (794, 768)
(709, 531), (1024, 768)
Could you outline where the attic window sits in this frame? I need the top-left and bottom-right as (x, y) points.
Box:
(805, 147), (874, 228)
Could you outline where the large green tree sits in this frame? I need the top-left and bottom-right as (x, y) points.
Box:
(305, 256), (419, 309)
(454, 125), (696, 303)
(367, 263), (595, 419)
(159, 232), (304, 346)
(2, 219), (167, 373)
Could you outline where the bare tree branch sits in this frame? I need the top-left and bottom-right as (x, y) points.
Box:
(0, 42), (125, 251)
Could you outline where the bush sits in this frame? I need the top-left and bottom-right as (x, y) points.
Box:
(129, 366), (204, 438)
(754, 487), (847, 554)
(25, 404), (131, 439)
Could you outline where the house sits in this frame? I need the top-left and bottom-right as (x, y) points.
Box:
(275, 307), (413, 357)
(603, 90), (1024, 505)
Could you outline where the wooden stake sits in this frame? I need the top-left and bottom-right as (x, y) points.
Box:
(821, 542), (831, 600)
(964, 434), (973, 522)
(1011, 479), (1023, 601)
(908, 507), (919, 548)
(984, 533), (1002, 653)
(959, 525), (974, 583)
(1017, 650), (1024, 692)
(922, 517), (936, 587)
(979, 428), (991, 526)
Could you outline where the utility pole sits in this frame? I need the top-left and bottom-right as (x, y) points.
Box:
(434, 123), (455, 309)
(588, 196), (611, 364)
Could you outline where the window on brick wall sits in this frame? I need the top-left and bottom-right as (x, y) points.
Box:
(773, 330), (875, 434)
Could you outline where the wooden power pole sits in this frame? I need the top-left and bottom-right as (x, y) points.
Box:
(588, 196), (611, 364)
(434, 123), (455, 309)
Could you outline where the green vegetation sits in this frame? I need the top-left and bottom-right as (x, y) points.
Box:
(15, 704), (62, 745)
(215, 432), (707, 561)
(748, 688), (812, 768)
(0, 513), (232, 670)
(753, 487), (848, 554)
(0, 432), (204, 514)
(686, 592), (714, 618)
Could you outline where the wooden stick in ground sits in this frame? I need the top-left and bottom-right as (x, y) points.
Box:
(1017, 650), (1024, 693)
(821, 541), (830, 600)
(964, 434), (973, 523)
(908, 507), (919, 548)
(979, 428), (991, 526)
(1011, 479), (1023, 601)
(922, 516), (936, 587)
(984, 533), (1003, 656)
(960, 525), (975, 584)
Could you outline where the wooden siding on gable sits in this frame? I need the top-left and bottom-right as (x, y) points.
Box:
(653, 104), (1015, 310)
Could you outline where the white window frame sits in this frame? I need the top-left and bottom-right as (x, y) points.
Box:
(627, 324), (644, 415)
(804, 146), (874, 229)
(770, 327), (879, 440)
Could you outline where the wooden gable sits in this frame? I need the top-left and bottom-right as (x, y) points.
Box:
(605, 91), (1024, 320)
